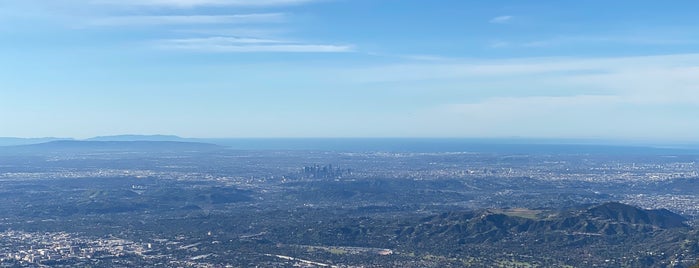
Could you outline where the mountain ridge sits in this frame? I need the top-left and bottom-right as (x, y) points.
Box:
(86, 134), (189, 142)
(0, 137), (73, 146)
(390, 202), (689, 245)
(1, 140), (223, 153)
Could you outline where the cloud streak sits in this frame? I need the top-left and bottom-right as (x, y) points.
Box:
(494, 34), (699, 49)
(489, 15), (513, 24)
(89, 13), (285, 26)
(2, 0), (352, 54)
(157, 36), (353, 52)
(79, 0), (351, 53)
(91, 0), (323, 8)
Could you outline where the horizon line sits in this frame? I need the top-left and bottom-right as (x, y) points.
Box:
(1, 135), (698, 145)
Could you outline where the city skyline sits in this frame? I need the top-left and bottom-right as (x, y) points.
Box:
(2, 0), (699, 141)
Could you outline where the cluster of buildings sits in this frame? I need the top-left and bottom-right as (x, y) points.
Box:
(0, 230), (147, 266)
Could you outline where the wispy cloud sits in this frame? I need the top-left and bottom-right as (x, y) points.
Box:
(82, 0), (351, 53)
(514, 34), (699, 48)
(89, 13), (285, 26)
(363, 53), (699, 139)
(364, 52), (456, 62)
(489, 41), (510, 48)
(338, 53), (699, 105)
(412, 94), (699, 140)
(2, 0), (351, 53)
(157, 36), (353, 52)
(489, 15), (513, 24)
(171, 28), (285, 38)
(91, 0), (323, 8)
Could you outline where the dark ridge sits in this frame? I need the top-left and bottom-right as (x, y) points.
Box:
(392, 203), (689, 245)
(586, 202), (688, 228)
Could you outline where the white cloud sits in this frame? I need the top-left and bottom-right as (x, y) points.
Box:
(343, 53), (699, 87)
(91, 0), (322, 7)
(489, 41), (510, 48)
(89, 13), (284, 26)
(77, 0), (350, 52)
(0, 0), (349, 53)
(409, 94), (699, 140)
(489, 15), (513, 24)
(364, 52), (456, 62)
(157, 36), (353, 52)
(320, 53), (699, 139)
(515, 34), (699, 48)
(171, 28), (285, 38)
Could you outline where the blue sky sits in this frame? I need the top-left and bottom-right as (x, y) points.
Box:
(1, 0), (698, 140)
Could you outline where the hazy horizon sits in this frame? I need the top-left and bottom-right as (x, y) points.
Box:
(3, 134), (699, 148)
